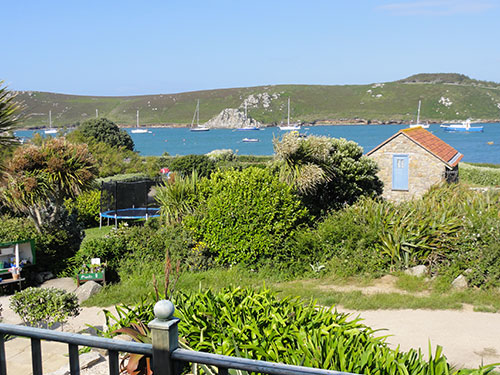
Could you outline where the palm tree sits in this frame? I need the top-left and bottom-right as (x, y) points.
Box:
(0, 81), (22, 147)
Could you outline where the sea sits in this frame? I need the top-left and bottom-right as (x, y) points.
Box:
(15, 123), (500, 164)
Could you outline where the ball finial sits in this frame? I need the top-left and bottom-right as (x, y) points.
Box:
(153, 299), (175, 320)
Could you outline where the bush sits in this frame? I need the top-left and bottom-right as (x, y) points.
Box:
(99, 286), (481, 375)
(10, 287), (80, 328)
(65, 190), (101, 228)
(69, 220), (193, 282)
(168, 154), (215, 178)
(184, 167), (310, 266)
(274, 133), (383, 215)
(79, 118), (134, 151)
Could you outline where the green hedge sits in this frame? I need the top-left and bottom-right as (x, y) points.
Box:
(184, 167), (310, 266)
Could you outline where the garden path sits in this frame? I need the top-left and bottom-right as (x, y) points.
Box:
(0, 278), (499, 372)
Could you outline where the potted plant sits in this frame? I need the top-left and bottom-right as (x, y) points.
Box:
(9, 264), (21, 280)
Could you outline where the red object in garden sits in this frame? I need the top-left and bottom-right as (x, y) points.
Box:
(160, 168), (170, 174)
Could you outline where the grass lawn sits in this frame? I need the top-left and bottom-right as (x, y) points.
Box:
(84, 265), (500, 313)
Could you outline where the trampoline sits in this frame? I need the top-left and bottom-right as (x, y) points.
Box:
(99, 179), (161, 228)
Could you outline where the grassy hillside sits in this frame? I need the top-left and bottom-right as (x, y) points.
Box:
(13, 73), (500, 128)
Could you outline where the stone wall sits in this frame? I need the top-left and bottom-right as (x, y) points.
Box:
(368, 134), (447, 202)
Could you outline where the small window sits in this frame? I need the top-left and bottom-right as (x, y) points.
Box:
(392, 154), (409, 190)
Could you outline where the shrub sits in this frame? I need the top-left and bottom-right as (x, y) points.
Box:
(184, 167), (310, 266)
(97, 286), (485, 375)
(274, 133), (383, 215)
(168, 154), (215, 178)
(79, 118), (134, 151)
(69, 220), (193, 282)
(10, 287), (80, 329)
(65, 189), (101, 228)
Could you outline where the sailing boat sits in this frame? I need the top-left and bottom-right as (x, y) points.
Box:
(279, 98), (301, 131)
(190, 100), (209, 132)
(131, 110), (148, 133)
(409, 100), (429, 129)
(44, 110), (57, 134)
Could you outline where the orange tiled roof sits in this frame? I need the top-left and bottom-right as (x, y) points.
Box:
(367, 127), (463, 167)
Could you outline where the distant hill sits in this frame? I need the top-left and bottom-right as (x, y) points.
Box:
(13, 73), (500, 128)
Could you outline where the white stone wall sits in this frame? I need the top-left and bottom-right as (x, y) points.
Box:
(368, 135), (447, 202)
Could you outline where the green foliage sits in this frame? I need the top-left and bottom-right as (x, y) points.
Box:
(155, 171), (200, 225)
(10, 287), (80, 328)
(184, 167), (310, 266)
(168, 154), (216, 178)
(460, 163), (500, 187)
(79, 118), (134, 151)
(69, 220), (192, 282)
(0, 138), (97, 232)
(274, 133), (383, 215)
(96, 286), (497, 375)
(0, 81), (22, 148)
(65, 189), (101, 228)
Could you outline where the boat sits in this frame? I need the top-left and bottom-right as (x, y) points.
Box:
(237, 103), (259, 130)
(409, 100), (429, 129)
(442, 119), (484, 132)
(279, 98), (301, 131)
(190, 100), (210, 132)
(44, 111), (57, 134)
(242, 138), (259, 142)
(131, 110), (148, 134)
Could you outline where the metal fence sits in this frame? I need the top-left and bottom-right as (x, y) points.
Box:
(0, 300), (355, 375)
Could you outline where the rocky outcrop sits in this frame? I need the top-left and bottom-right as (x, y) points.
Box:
(204, 108), (261, 129)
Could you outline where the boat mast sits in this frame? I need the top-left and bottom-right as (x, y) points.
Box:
(137, 110), (139, 128)
(191, 100), (199, 128)
(417, 100), (421, 124)
(49, 110), (52, 128)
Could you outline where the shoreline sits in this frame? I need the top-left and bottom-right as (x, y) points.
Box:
(18, 118), (500, 131)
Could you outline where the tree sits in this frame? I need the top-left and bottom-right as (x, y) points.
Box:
(274, 132), (383, 215)
(0, 138), (97, 231)
(0, 81), (22, 148)
(79, 118), (134, 151)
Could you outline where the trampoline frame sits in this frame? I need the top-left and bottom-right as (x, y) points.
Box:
(99, 207), (161, 228)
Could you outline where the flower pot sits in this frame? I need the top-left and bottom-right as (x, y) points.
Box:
(12, 273), (19, 280)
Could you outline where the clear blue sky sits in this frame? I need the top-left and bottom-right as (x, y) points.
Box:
(3, 0), (499, 96)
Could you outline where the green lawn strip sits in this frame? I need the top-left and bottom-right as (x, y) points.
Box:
(84, 267), (500, 313)
(82, 226), (114, 244)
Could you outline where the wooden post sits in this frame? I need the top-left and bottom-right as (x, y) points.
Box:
(148, 300), (180, 375)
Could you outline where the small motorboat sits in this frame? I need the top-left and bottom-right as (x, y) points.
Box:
(242, 138), (259, 143)
(442, 119), (483, 132)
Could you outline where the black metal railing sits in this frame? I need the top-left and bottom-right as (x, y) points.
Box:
(0, 300), (356, 375)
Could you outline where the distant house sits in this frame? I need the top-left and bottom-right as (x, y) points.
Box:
(366, 127), (463, 201)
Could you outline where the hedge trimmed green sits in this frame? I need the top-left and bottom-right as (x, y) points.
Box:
(184, 167), (310, 266)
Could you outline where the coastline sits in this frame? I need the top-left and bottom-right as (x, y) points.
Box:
(18, 118), (500, 131)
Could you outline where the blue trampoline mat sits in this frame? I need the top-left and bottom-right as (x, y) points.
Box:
(100, 207), (160, 219)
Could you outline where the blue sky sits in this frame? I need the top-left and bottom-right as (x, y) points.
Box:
(3, 0), (499, 96)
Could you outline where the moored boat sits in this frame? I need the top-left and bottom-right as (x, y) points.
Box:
(409, 100), (429, 129)
(190, 100), (210, 132)
(242, 138), (259, 142)
(279, 98), (301, 131)
(442, 119), (483, 132)
(131, 110), (148, 134)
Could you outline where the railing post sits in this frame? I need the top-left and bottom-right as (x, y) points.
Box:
(148, 300), (180, 375)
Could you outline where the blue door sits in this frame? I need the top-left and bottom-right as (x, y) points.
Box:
(392, 154), (409, 190)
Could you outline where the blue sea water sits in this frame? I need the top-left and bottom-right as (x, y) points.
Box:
(15, 123), (500, 164)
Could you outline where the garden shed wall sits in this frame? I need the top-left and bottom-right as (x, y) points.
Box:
(368, 134), (447, 202)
